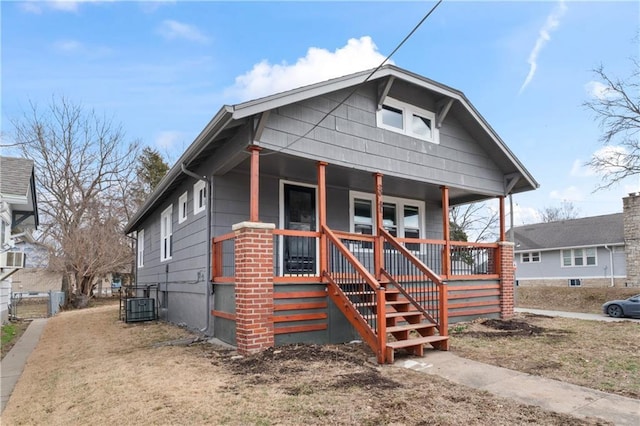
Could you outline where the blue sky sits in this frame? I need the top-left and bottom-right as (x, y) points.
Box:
(2, 0), (639, 225)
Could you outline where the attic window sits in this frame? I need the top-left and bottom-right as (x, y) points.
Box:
(377, 97), (439, 143)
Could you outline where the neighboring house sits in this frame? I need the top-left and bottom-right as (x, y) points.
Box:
(0, 156), (39, 323)
(125, 65), (538, 363)
(11, 241), (60, 296)
(513, 193), (640, 288)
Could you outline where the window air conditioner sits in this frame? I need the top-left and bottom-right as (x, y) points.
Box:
(0, 251), (26, 268)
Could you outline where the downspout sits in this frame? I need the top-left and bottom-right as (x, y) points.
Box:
(604, 245), (615, 287)
(180, 164), (213, 334)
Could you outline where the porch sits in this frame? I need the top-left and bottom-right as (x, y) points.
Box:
(210, 152), (515, 364)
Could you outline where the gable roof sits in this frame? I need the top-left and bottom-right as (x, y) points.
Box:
(125, 65), (538, 234)
(0, 156), (39, 229)
(0, 156), (34, 197)
(512, 213), (624, 252)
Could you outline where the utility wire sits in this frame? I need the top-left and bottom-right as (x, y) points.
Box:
(259, 0), (444, 157)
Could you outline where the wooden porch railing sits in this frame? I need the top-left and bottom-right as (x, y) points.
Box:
(211, 232), (236, 282)
(379, 228), (448, 338)
(322, 225), (387, 364)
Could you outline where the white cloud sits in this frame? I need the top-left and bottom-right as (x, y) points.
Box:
(589, 145), (629, 175)
(226, 36), (391, 102)
(157, 20), (210, 44)
(53, 39), (84, 53)
(584, 81), (611, 100)
(549, 186), (584, 202)
(519, 0), (567, 94)
(509, 204), (541, 226)
(570, 158), (596, 177)
(20, 0), (115, 14)
(155, 131), (183, 150)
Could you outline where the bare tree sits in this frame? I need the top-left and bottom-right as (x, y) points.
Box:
(537, 201), (580, 223)
(584, 60), (640, 189)
(11, 97), (139, 307)
(449, 202), (499, 242)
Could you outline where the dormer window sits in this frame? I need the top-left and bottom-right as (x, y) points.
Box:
(377, 97), (438, 143)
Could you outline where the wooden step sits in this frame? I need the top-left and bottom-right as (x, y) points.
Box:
(386, 322), (436, 333)
(386, 335), (448, 349)
(353, 299), (409, 308)
(385, 311), (422, 319)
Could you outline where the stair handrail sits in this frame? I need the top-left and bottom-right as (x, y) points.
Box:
(379, 227), (448, 335)
(322, 225), (387, 363)
(323, 225), (381, 291)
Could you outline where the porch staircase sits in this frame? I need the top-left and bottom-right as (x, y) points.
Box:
(381, 283), (448, 363)
(323, 225), (449, 364)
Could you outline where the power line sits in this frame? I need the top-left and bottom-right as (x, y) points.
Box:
(259, 0), (444, 157)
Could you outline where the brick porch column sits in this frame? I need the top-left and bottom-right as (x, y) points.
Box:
(232, 221), (275, 355)
(498, 241), (515, 319)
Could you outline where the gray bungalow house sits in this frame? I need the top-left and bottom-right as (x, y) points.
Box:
(125, 65), (538, 363)
(513, 193), (640, 288)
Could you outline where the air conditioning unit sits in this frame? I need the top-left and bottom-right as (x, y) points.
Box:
(0, 251), (26, 268)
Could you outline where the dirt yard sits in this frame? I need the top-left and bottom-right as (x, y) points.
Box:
(2, 305), (611, 426)
(450, 313), (640, 399)
(516, 287), (639, 313)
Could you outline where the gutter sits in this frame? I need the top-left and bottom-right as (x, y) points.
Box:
(124, 107), (234, 234)
(604, 245), (615, 287)
(180, 164), (213, 335)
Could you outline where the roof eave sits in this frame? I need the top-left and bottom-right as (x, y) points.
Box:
(124, 106), (234, 234)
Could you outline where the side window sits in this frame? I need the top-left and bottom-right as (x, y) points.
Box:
(137, 229), (145, 268)
(179, 192), (188, 224)
(194, 181), (206, 215)
(161, 205), (173, 261)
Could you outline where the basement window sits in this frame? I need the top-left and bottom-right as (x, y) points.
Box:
(568, 278), (582, 287)
(377, 97), (439, 143)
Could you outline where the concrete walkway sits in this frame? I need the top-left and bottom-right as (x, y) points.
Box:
(398, 352), (640, 426)
(0, 318), (48, 413)
(516, 307), (640, 323)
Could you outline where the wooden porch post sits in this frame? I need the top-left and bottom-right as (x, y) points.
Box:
(441, 186), (451, 277)
(317, 161), (328, 275)
(374, 173), (384, 280)
(499, 196), (506, 242)
(248, 145), (262, 222)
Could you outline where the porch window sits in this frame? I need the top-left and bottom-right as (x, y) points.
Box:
(561, 248), (596, 267)
(194, 180), (206, 215)
(349, 191), (424, 242)
(179, 192), (188, 224)
(161, 205), (172, 261)
(521, 252), (540, 263)
(137, 229), (144, 268)
(376, 97), (438, 143)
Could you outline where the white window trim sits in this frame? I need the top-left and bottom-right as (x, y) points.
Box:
(161, 205), (173, 262)
(521, 251), (541, 263)
(561, 248), (597, 267)
(278, 180), (319, 276)
(194, 180), (206, 215)
(348, 190), (425, 239)
(376, 97), (439, 144)
(178, 192), (188, 224)
(137, 229), (145, 268)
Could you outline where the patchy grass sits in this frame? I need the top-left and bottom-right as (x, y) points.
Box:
(450, 313), (640, 399)
(2, 305), (609, 426)
(1, 320), (30, 359)
(515, 287), (639, 313)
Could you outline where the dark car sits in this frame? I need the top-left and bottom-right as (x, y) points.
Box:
(602, 294), (640, 318)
